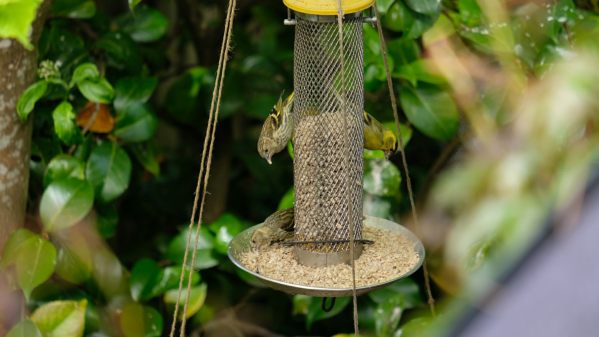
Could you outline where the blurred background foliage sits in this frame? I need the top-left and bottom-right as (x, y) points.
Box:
(1, 0), (599, 336)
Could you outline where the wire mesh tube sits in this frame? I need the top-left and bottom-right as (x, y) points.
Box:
(292, 14), (365, 267)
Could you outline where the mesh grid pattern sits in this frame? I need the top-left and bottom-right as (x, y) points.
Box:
(293, 17), (364, 253)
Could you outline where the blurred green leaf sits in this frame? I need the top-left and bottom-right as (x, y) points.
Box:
(78, 78), (115, 104)
(128, 0), (141, 10)
(69, 63), (99, 88)
(376, 0), (396, 15)
(387, 38), (421, 67)
(397, 317), (432, 337)
(114, 77), (157, 111)
(53, 101), (80, 145)
(164, 67), (208, 124)
(166, 227), (218, 270)
(1, 229), (57, 299)
(55, 238), (93, 284)
(0, 0), (42, 49)
(404, 0), (440, 15)
(130, 258), (161, 301)
(40, 177), (94, 232)
(96, 203), (118, 238)
(364, 159), (402, 197)
(51, 0), (95, 19)
(292, 295), (310, 316)
(43, 154), (85, 187)
(95, 32), (142, 71)
(164, 283), (207, 320)
(277, 187), (295, 210)
(382, 1), (413, 32)
(211, 213), (244, 254)
(6, 319), (42, 337)
(130, 143), (160, 176)
(17, 80), (47, 121)
(370, 279), (423, 337)
(32, 299), (87, 337)
(306, 297), (350, 329)
(393, 60), (446, 86)
(400, 84), (459, 141)
(118, 6), (168, 42)
(86, 142), (132, 202)
(114, 104), (157, 143)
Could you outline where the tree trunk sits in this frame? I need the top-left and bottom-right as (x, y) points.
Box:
(0, 1), (50, 251)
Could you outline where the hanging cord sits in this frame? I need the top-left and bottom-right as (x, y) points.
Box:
(168, 1), (237, 336)
(335, 1), (360, 335)
(373, 6), (436, 317)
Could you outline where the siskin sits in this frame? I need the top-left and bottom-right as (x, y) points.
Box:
(257, 92), (399, 163)
(251, 207), (295, 249)
(257, 92), (295, 164)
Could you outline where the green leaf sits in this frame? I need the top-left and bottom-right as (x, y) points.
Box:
(130, 143), (160, 176)
(363, 158), (402, 197)
(1, 229), (57, 299)
(375, 0), (395, 14)
(95, 32), (142, 71)
(393, 60), (446, 86)
(40, 178), (94, 232)
(120, 303), (163, 337)
(16, 80), (48, 121)
(51, 0), (96, 19)
(0, 0), (43, 49)
(86, 142), (132, 202)
(78, 78), (115, 103)
(55, 238), (93, 284)
(96, 203), (118, 238)
(164, 283), (207, 320)
(404, 0), (440, 15)
(44, 154), (85, 187)
(211, 213), (243, 254)
(130, 258), (161, 301)
(128, 0), (141, 10)
(6, 319), (42, 337)
(118, 6), (168, 42)
(387, 38), (421, 67)
(277, 187), (295, 210)
(164, 67), (208, 124)
(69, 63), (99, 88)
(166, 227), (218, 270)
(400, 84), (459, 141)
(114, 77), (157, 111)
(31, 299), (87, 337)
(306, 296), (350, 329)
(53, 101), (80, 145)
(114, 104), (158, 143)
(370, 279), (423, 337)
(382, 1), (413, 33)
(397, 317), (432, 337)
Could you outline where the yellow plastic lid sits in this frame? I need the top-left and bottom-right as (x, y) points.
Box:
(283, 0), (374, 15)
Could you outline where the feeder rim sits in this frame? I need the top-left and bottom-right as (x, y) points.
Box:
(283, 0), (374, 16)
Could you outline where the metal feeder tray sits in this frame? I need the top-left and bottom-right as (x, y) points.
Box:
(228, 215), (425, 297)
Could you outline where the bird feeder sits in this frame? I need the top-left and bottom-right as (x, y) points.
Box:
(229, 0), (424, 296)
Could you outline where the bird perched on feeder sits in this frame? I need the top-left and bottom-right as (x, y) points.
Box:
(257, 92), (295, 165)
(257, 92), (399, 164)
(251, 207), (295, 249)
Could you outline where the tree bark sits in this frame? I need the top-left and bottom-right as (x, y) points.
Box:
(0, 1), (50, 251)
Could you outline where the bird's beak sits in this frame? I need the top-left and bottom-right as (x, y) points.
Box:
(267, 156), (272, 165)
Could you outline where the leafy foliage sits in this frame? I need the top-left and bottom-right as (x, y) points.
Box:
(3, 0), (599, 336)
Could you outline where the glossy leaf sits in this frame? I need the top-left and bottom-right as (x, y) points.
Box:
(130, 143), (160, 176)
(95, 32), (142, 71)
(211, 213), (244, 254)
(1, 229), (57, 299)
(119, 6), (168, 42)
(400, 84), (459, 141)
(164, 283), (207, 320)
(114, 77), (157, 111)
(6, 319), (42, 337)
(306, 296), (350, 329)
(128, 0), (141, 10)
(53, 101), (80, 145)
(404, 0), (440, 15)
(166, 227), (218, 270)
(375, 0), (395, 14)
(51, 0), (96, 19)
(31, 299), (87, 337)
(114, 104), (158, 143)
(78, 78), (114, 103)
(120, 304), (163, 337)
(43, 154), (85, 187)
(16, 80), (48, 121)
(86, 142), (132, 202)
(70, 63), (99, 88)
(130, 258), (161, 301)
(40, 178), (94, 232)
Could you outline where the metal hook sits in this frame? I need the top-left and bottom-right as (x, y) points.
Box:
(321, 297), (336, 312)
(284, 8), (297, 25)
(363, 6), (377, 25)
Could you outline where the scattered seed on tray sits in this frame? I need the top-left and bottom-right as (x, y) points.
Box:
(239, 226), (421, 289)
